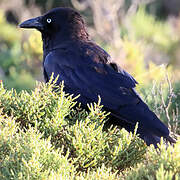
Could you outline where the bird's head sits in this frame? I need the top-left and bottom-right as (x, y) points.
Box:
(19, 7), (89, 49)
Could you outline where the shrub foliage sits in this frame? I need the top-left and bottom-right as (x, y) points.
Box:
(0, 80), (179, 179)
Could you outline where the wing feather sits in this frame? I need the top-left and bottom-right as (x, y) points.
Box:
(44, 50), (140, 110)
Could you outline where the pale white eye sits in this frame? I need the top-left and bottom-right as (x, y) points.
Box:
(47, 18), (51, 23)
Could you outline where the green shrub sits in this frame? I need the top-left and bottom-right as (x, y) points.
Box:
(0, 80), (147, 179)
(0, 11), (36, 91)
(122, 138), (180, 180)
(0, 78), (77, 137)
(139, 77), (180, 135)
(0, 78), (179, 179)
(0, 114), (76, 179)
(65, 118), (146, 171)
(131, 7), (178, 52)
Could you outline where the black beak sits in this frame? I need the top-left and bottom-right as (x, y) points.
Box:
(19, 16), (43, 31)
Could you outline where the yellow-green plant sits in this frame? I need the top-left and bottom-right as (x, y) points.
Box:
(23, 30), (43, 60)
(0, 78), (179, 179)
(131, 7), (178, 52)
(121, 39), (172, 87)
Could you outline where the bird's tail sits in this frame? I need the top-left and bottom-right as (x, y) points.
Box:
(111, 100), (176, 147)
(138, 129), (175, 148)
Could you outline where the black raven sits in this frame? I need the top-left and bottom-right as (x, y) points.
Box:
(19, 7), (175, 147)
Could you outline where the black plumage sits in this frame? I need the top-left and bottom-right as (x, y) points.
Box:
(19, 7), (175, 147)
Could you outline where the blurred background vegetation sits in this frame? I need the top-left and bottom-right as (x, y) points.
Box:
(0, 0), (179, 117)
